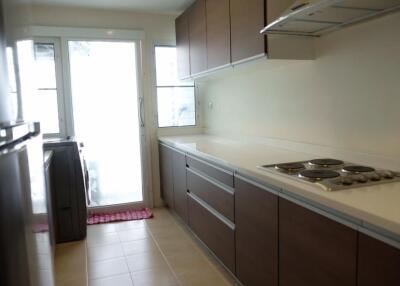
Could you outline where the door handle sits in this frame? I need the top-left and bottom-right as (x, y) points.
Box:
(139, 97), (145, 127)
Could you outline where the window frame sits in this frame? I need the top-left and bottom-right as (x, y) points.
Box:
(154, 44), (197, 128)
(33, 37), (67, 139)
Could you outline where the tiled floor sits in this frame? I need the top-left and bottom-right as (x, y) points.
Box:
(83, 208), (237, 286)
(55, 240), (88, 286)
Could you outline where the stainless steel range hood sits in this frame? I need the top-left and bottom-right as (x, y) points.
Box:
(261, 0), (400, 37)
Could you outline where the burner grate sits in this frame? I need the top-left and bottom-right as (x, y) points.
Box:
(275, 162), (305, 173)
(343, 165), (375, 173)
(299, 169), (341, 181)
(309, 158), (344, 167)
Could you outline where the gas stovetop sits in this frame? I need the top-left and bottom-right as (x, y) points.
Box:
(258, 158), (400, 191)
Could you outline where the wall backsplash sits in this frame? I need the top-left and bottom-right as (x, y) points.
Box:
(201, 12), (400, 159)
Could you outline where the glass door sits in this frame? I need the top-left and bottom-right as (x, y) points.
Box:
(67, 40), (144, 207)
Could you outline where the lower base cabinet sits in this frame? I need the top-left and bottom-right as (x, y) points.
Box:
(172, 149), (188, 222)
(279, 198), (357, 286)
(235, 177), (278, 286)
(358, 233), (400, 286)
(187, 193), (235, 273)
(159, 144), (174, 208)
(158, 141), (400, 286)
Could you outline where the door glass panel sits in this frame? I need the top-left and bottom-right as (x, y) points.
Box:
(68, 41), (143, 206)
(33, 42), (60, 135)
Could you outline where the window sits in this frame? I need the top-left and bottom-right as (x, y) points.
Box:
(33, 41), (64, 136)
(155, 46), (195, 127)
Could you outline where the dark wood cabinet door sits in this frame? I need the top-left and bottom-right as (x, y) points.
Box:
(358, 233), (400, 286)
(188, 193), (235, 273)
(175, 11), (191, 79)
(187, 168), (234, 222)
(172, 149), (188, 222)
(188, 0), (207, 74)
(206, 0), (230, 69)
(159, 144), (174, 208)
(235, 177), (278, 286)
(279, 198), (357, 286)
(230, 0), (266, 63)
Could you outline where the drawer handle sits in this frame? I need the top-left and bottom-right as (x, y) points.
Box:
(188, 192), (235, 230)
(187, 167), (234, 195)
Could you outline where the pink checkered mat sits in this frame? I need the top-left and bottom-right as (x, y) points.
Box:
(87, 208), (153, 225)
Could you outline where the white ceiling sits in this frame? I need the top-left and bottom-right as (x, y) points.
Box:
(32, 0), (196, 15)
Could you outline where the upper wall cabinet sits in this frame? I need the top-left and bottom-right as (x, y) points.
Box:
(230, 0), (266, 63)
(188, 0), (207, 75)
(175, 11), (191, 79)
(206, 0), (231, 69)
(175, 0), (315, 79)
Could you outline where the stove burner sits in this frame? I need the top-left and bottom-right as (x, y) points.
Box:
(299, 169), (341, 181)
(275, 163), (305, 173)
(343, 165), (375, 173)
(309, 158), (344, 167)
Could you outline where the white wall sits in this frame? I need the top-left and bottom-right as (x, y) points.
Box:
(30, 4), (182, 206)
(201, 12), (400, 160)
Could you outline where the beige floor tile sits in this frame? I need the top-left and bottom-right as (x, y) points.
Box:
(87, 223), (118, 235)
(155, 235), (197, 257)
(88, 243), (124, 262)
(89, 257), (129, 279)
(165, 251), (212, 276)
(56, 274), (88, 286)
(55, 241), (87, 271)
(118, 227), (150, 242)
(148, 222), (188, 239)
(87, 232), (120, 247)
(126, 251), (168, 272)
(89, 273), (133, 286)
(122, 238), (159, 256)
(114, 220), (146, 231)
(177, 268), (232, 286)
(145, 211), (174, 227)
(130, 265), (179, 286)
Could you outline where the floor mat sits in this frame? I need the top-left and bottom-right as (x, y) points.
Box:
(87, 208), (153, 225)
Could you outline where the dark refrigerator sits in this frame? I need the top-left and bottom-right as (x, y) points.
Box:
(0, 0), (55, 285)
(0, 123), (55, 286)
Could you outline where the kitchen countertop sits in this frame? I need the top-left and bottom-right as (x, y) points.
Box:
(159, 134), (400, 244)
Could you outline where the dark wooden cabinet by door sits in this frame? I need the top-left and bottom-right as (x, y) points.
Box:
(235, 177), (278, 286)
(188, 0), (207, 74)
(206, 0), (231, 69)
(172, 149), (188, 222)
(188, 193), (235, 273)
(159, 144), (174, 208)
(358, 233), (400, 286)
(279, 198), (357, 286)
(187, 168), (234, 222)
(230, 0), (266, 63)
(175, 11), (191, 79)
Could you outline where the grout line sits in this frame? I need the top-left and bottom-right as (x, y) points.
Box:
(145, 218), (184, 286)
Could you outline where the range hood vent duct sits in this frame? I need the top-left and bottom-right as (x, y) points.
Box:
(261, 0), (400, 37)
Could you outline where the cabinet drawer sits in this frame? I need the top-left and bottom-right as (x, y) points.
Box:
(188, 193), (235, 273)
(186, 155), (234, 187)
(187, 168), (234, 222)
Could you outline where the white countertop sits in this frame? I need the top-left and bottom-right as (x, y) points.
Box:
(159, 134), (400, 239)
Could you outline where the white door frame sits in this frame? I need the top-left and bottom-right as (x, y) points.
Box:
(33, 37), (68, 139)
(29, 26), (152, 211)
